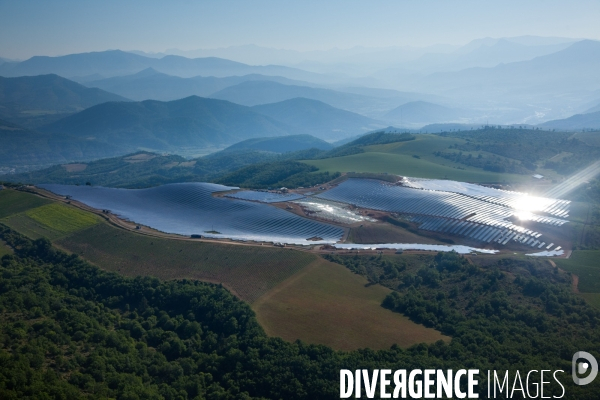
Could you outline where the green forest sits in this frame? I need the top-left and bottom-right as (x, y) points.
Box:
(0, 224), (599, 399)
(439, 127), (600, 175)
(216, 161), (340, 189)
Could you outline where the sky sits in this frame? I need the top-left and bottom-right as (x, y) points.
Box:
(1, 0), (599, 59)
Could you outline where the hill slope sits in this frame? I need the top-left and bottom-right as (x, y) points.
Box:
(40, 96), (291, 151)
(0, 74), (129, 128)
(251, 97), (382, 140)
(584, 102), (600, 114)
(539, 111), (600, 130)
(221, 134), (333, 154)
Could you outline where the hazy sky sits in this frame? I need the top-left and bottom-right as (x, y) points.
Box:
(1, 0), (599, 59)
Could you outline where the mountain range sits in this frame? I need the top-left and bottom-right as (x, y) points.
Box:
(84, 68), (315, 102)
(138, 36), (578, 74)
(5, 39), (599, 124)
(83, 68), (443, 119)
(0, 70), (403, 169)
(395, 40), (600, 97)
(40, 96), (291, 151)
(37, 94), (386, 148)
(383, 38), (575, 75)
(3, 37), (600, 173)
(210, 80), (411, 118)
(0, 50), (330, 83)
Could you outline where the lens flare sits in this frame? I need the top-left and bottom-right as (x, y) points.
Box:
(545, 160), (600, 199)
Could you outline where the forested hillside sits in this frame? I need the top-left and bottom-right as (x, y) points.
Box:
(0, 74), (128, 128)
(1, 226), (599, 398)
(41, 96), (291, 151)
(0, 119), (121, 171)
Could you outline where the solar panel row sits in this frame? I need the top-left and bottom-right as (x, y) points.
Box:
(317, 179), (569, 246)
(39, 183), (344, 244)
(403, 178), (570, 218)
(226, 191), (305, 203)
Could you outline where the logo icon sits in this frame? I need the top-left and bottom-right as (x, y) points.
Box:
(572, 351), (598, 385)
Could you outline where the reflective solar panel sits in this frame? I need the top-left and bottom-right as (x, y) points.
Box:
(39, 183), (344, 245)
(318, 178), (567, 245)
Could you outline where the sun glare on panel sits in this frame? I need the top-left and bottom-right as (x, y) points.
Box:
(512, 195), (539, 220)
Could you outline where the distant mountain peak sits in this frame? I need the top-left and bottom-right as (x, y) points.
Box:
(132, 67), (161, 78)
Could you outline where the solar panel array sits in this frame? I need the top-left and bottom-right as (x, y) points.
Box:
(40, 183), (343, 244)
(317, 179), (569, 247)
(403, 178), (570, 218)
(226, 190), (305, 203)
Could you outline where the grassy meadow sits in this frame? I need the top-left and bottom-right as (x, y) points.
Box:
(305, 152), (525, 182)
(2, 213), (67, 240)
(303, 134), (530, 183)
(26, 202), (99, 232)
(0, 191), (99, 240)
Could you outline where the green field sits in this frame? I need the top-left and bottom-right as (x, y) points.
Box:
(2, 214), (65, 240)
(304, 151), (526, 182)
(26, 202), (99, 232)
(56, 223), (316, 303)
(0, 197), (99, 241)
(303, 134), (529, 183)
(367, 134), (465, 157)
(555, 251), (600, 293)
(252, 257), (448, 350)
(0, 189), (52, 218)
(56, 223), (449, 349)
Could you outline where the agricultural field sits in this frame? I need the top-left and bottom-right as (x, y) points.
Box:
(555, 250), (600, 293)
(56, 223), (317, 303)
(367, 134), (466, 159)
(304, 151), (526, 183)
(26, 203), (99, 233)
(0, 192), (99, 240)
(0, 189), (52, 218)
(57, 222), (447, 350)
(252, 257), (448, 350)
(2, 213), (66, 240)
